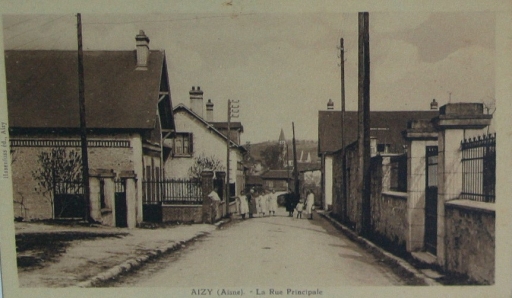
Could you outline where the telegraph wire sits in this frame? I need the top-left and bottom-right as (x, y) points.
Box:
(3, 14), (44, 30)
(83, 13), (256, 25)
(4, 15), (69, 42)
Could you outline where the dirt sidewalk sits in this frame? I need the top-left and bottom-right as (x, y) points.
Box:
(15, 221), (218, 287)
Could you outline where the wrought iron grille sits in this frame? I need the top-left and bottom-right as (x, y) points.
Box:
(143, 178), (203, 205)
(461, 133), (496, 203)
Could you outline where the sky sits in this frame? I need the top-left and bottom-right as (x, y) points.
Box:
(1, 11), (496, 143)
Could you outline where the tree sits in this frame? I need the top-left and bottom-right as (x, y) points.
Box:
(32, 148), (83, 219)
(260, 142), (282, 170)
(188, 154), (225, 180)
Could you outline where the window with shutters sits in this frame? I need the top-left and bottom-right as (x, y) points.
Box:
(174, 133), (193, 157)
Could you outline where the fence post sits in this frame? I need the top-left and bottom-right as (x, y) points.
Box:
(120, 170), (137, 229)
(403, 119), (438, 253)
(88, 169), (102, 223)
(99, 169), (116, 226)
(433, 103), (491, 267)
(201, 171), (214, 224)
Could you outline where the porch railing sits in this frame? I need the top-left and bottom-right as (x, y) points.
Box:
(460, 133), (496, 203)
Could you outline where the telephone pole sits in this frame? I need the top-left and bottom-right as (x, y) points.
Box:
(340, 37), (347, 220)
(292, 122), (299, 197)
(357, 12), (371, 235)
(226, 99), (239, 216)
(77, 13), (90, 222)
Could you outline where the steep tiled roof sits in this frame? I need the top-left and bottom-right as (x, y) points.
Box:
(173, 104), (246, 152)
(6, 50), (172, 130)
(318, 110), (439, 154)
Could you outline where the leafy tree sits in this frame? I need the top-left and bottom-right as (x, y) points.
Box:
(32, 148), (82, 219)
(260, 142), (282, 170)
(188, 154), (225, 180)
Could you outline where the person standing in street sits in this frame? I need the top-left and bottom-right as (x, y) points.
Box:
(248, 188), (256, 218)
(295, 199), (304, 219)
(268, 189), (278, 216)
(259, 189), (269, 217)
(305, 189), (315, 220)
(237, 190), (249, 220)
(285, 188), (297, 217)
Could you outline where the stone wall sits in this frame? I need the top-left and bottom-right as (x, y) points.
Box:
(445, 200), (495, 284)
(10, 133), (139, 220)
(161, 205), (202, 223)
(368, 156), (408, 252)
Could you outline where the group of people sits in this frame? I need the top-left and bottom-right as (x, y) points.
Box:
(237, 188), (279, 219)
(285, 189), (315, 220)
(237, 187), (315, 220)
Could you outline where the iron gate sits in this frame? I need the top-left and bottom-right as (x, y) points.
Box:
(424, 146), (438, 255)
(114, 179), (127, 227)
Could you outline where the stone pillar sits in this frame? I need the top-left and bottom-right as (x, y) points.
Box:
(403, 119), (438, 252)
(120, 170), (137, 229)
(433, 103), (491, 266)
(99, 169), (116, 226)
(88, 170), (102, 223)
(324, 156), (333, 210)
(201, 171), (214, 224)
(216, 171), (226, 217)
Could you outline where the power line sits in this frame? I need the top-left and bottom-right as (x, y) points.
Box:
(3, 15), (44, 30)
(83, 13), (256, 25)
(4, 15), (69, 42)
(10, 25), (69, 50)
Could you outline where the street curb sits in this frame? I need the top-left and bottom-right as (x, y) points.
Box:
(317, 211), (440, 286)
(75, 230), (210, 288)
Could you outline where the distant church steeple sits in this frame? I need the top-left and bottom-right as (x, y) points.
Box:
(278, 129), (288, 169)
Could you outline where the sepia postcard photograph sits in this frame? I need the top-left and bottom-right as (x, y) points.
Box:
(0, 1), (511, 297)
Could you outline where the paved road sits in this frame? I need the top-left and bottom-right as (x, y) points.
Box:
(111, 207), (405, 287)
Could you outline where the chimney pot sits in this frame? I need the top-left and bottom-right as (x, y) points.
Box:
(135, 30), (150, 70)
(327, 99), (334, 110)
(190, 86), (205, 118)
(206, 99), (214, 122)
(430, 98), (438, 110)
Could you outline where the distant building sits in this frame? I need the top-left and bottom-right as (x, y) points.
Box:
(317, 99), (438, 210)
(164, 87), (246, 198)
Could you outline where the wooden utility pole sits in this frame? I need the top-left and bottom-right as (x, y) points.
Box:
(357, 12), (371, 234)
(226, 99), (239, 216)
(77, 13), (90, 222)
(340, 37), (347, 220)
(226, 99), (231, 216)
(292, 122), (299, 197)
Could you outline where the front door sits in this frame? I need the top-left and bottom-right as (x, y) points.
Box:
(424, 146), (438, 255)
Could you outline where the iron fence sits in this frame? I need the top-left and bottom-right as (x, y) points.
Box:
(461, 133), (496, 203)
(53, 181), (85, 218)
(143, 178), (203, 205)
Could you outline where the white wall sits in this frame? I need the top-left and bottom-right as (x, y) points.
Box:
(324, 155), (333, 210)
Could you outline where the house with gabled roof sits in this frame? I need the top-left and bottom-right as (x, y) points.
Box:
(318, 100), (439, 210)
(164, 87), (246, 199)
(6, 30), (175, 226)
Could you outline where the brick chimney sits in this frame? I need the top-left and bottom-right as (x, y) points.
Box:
(327, 99), (334, 110)
(135, 30), (150, 70)
(430, 98), (438, 110)
(190, 86), (204, 118)
(206, 99), (214, 122)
